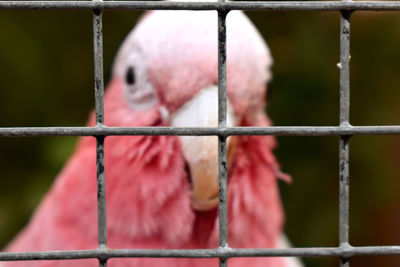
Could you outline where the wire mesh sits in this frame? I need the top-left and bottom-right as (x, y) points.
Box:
(0, 1), (400, 267)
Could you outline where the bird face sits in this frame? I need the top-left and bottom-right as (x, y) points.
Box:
(111, 9), (272, 211)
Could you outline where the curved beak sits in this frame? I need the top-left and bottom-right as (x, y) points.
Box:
(171, 86), (237, 211)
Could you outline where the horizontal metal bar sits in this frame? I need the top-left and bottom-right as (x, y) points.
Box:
(1, 1), (400, 11)
(2, 246), (400, 261)
(1, 126), (400, 137)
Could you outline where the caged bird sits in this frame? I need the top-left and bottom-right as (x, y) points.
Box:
(2, 3), (302, 267)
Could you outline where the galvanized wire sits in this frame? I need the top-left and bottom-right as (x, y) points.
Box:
(338, 8), (351, 267)
(1, 1), (400, 11)
(2, 126), (400, 137)
(3, 246), (400, 261)
(217, 7), (229, 267)
(92, 2), (108, 266)
(1, 1), (400, 267)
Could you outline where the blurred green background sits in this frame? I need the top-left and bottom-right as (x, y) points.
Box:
(0, 5), (400, 267)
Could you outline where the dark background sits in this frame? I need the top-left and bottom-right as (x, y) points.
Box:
(1, 6), (400, 267)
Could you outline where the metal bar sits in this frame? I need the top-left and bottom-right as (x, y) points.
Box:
(339, 11), (351, 128)
(93, 5), (108, 267)
(1, 1), (400, 11)
(93, 9), (105, 126)
(217, 8), (229, 267)
(338, 9), (352, 267)
(339, 136), (350, 266)
(3, 126), (400, 137)
(5, 246), (400, 261)
(217, 10), (227, 129)
(96, 136), (107, 267)
(0, 126), (395, 137)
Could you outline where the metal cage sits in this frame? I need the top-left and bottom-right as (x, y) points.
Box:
(1, 1), (400, 267)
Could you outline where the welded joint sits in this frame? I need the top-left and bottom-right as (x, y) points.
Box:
(339, 243), (354, 258)
(337, 243), (353, 266)
(338, 124), (353, 137)
(218, 244), (231, 251)
(217, 7), (229, 16)
(218, 245), (233, 259)
(93, 0), (103, 14)
(97, 245), (109, 262)
(339, 121), (352, 128)
(94, 124), (106, 137)
(217, 127), (230, 138)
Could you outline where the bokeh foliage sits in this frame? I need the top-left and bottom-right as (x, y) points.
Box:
(0, 7), (399, 267)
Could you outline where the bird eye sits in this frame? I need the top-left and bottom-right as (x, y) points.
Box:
(125, 66), (135, 85)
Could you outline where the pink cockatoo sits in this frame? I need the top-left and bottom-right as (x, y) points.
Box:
(2, 5), (302, 267)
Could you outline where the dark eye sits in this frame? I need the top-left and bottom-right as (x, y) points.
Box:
(125, 66), (135, 85)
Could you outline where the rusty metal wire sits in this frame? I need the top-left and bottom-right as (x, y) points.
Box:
(0, 1), (399, 267)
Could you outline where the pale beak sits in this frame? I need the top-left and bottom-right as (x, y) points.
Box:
(171, 86), (237, 211)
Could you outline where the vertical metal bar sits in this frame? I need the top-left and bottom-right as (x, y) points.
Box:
(93, 8), (105, 125)
(339, 11), (351, 127)
(96, 136), (107, 267)
(339, 9), (352, 267)
(218, 7), (228, 267)
(217, 12), (227, 127)
(93, 1), (107, 266)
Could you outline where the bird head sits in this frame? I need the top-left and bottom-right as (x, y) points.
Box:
(107, 9), (273, 211)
